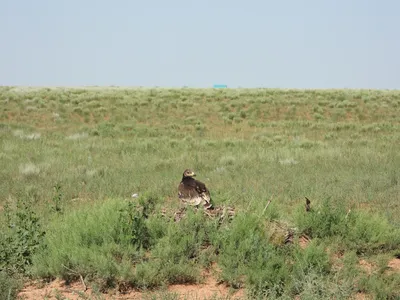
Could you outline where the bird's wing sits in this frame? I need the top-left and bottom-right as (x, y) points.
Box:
(178, 182), (187, 198)
(194, 180), (211, 203)
(178, 181), (203, 205)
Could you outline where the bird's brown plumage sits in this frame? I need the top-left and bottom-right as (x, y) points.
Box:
(178, 169), (213, 209)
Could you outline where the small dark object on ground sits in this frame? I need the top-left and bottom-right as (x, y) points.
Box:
(305, 197), (311, 212)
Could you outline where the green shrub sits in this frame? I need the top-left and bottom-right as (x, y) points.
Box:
(294, 198), (349, 239)
(292, 240), (331, 279)
(140, 209), (219, 286)
(217, 213), (290, 297)
(95, 121), (118, 137)
(346, 211), (400, 254)
(294, 199), (400, 254)
(0, 197), (45, 275)
(358, 273), (400, 299)
(0, 271), (22, 300)
(31, 197), (155, 285)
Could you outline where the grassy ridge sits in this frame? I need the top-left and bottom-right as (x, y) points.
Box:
(1, 87), (400, 299)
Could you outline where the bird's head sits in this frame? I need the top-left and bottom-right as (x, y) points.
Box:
(182, 169), (196, 178)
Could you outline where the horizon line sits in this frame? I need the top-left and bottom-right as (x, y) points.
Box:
(1, 85), (399, 91)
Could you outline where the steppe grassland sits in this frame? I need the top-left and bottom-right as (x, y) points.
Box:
(0, 86), (399, 299)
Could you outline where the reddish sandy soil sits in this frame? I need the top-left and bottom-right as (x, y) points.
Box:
(358, 259), (375, 275)
(387, 257), (400, 274)
(167, 273), (244, 300)
(354, 292), (373, 300)
(18, 268), (245, 300)
(388, 258), (400, 270)
(298, 235), (310, 249)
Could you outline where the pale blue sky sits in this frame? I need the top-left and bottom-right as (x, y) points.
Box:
(1, 0), (399, 88)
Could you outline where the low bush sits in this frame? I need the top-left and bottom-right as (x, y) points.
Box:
(294, 198), (400, 255)
(31, 196), (157, 285)
(217, 213), (290, 297)
(0, 271), (22, 300)
(30, 195), (220, 290)
(0, 196), (45, 276)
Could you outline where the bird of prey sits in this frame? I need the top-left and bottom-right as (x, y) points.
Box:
(178, 169), (213, 210)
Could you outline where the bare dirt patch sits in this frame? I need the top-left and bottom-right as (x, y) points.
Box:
(18, 268), (245, 300)
(387, 258), (400, 273)
(359, 259), (375, 275)
(18, 279), (92, 300)
(354, 292), (373, 300)
(298, 235), (311, 249)
(330, 250), (345, 272)
(167, 266), (243, 300)
(358, 257), (400, 276)
(167, 278), (243, 299)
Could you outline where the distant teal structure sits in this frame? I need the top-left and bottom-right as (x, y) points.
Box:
(213, 84), (227, 88)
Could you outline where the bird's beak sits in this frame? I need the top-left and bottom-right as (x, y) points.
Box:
(190, 172), (196, 177)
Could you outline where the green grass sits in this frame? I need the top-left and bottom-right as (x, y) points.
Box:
(0, 86), (400, 299)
